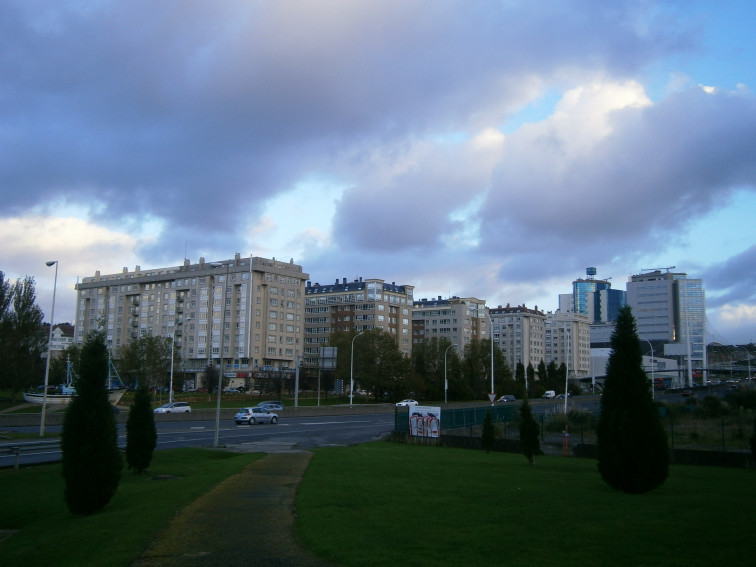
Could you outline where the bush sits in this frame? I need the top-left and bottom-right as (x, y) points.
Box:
(518, 399), (541, 465)
(126, 384), (157, 473)
(61, 331), (122, 514)
(596, 306), (668, 494)
(481, 411), (495, 453)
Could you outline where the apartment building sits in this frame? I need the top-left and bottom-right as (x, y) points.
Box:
(412, 296), (489, 350)
(488, 304), (546, 371)
(303, 277), (415, 365)
(75, 254), (308, 382)
(544, 310), (592, 378)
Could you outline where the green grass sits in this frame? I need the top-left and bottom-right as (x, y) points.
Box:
(297, 442), (756, 567)
(0, 448), (261, 567)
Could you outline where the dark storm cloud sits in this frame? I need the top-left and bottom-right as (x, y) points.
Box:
(1, 0), (691, 256)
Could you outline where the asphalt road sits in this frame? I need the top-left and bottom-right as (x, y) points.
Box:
(1, 411), (396, 468)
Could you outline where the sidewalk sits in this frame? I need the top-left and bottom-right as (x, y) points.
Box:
(132, 448), (334, 567)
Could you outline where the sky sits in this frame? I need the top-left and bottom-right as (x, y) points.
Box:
(1, 0), (755, 346)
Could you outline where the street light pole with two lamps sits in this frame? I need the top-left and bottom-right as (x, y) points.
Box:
(40, 260), (58, 437)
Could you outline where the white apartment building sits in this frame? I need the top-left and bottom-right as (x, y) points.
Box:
(75, 254), (309, 382)
(544, 310), (592, 378)
(412, 296), (489, 349)
(488, 304), (546, 371)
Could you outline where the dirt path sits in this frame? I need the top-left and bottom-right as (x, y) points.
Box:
(132, 451), (333, 567)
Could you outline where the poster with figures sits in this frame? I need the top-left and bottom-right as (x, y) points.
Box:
(409, 406), (441, 438)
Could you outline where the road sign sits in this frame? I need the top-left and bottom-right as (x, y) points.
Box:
(488, 393), (497, 404)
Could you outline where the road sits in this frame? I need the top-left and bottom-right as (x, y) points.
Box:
(1, 410), (396, 468)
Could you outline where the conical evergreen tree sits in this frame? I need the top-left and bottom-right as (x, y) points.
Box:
(519, 399), (540, 465)
(61, 331), (122, 514)
(597, 306), (668, 493)
(481, 410), (495, 453)
(126, 384), (157, 473)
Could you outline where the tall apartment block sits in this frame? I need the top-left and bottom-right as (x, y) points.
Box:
(303, 277), (415, 366)
(75, 254), (309, 382)
(625, 269), (706, 383)
(412, 296), (489, 350)
(488, 304), (546, 371)
(544, 310), (592, 378)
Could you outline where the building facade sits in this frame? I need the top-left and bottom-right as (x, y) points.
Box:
(544, 310), (592, 378)
(75, 255), (309, 382)
(412, 296), (489, 351)
(488, 304), (546, 371)
(303, 277), (415, 366)
(625, 269), (706, 382)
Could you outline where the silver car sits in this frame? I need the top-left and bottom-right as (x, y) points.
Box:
(153, 402), (192, 413)
(234, 406), (279, 425)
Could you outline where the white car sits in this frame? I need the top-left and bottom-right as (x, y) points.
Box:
(234, 406), (279, 425)
(153, 401), (192, 413)
(396, 399), (418, 407)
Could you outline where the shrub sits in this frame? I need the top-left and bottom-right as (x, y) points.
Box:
(596, 306), (669, 494)
(518, 399), (541, 465)
(126, 384), (158, 473)
(481, 411), (495, 453)
(61, 331), (122, 514)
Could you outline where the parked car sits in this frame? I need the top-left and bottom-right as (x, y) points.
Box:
(396, 399), (418, 407)
(154, 402), (192, 413)
(258, 400), (284, 411)
(223, 387), (240, 394)
(497, 395), (517, 402)
(234, 406), (279, 425)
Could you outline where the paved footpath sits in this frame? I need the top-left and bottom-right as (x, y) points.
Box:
(132, 449), (334, 567)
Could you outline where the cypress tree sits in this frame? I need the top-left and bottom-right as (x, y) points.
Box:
(126, 384), (157, 473)
(519, 399), (540, 465)
(481, 410), (495, 453)
(596, 306), (668, 494)
(61, 331), (122, 514)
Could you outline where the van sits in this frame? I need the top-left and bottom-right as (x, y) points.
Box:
(541, 390), (556, 399)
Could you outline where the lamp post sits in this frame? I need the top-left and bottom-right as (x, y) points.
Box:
(350, 330), (364, 407)
(641, 337), (654, 399)
(488, 314), (495, 398)
(737, 345), (751, 381)
(444, 343), (457, 404)
(169, 317), (191, 404)
(211, 262), (230, 448)
(40, 260), (58, 437)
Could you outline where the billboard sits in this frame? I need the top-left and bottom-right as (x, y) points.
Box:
(409, 406), (441, 438)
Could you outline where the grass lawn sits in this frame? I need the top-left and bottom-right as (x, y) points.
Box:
(297, 442), (755, 567)
(0, 448), (261, 567)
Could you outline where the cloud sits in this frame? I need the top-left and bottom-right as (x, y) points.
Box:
(1, 1), (755, 343)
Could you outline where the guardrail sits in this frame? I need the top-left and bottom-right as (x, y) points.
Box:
(0, 440), (61, 470)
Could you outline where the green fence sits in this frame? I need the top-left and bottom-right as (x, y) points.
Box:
(394, 404), (518, 433)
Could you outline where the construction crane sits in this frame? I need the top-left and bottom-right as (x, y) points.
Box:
(641, 266), (676, 273)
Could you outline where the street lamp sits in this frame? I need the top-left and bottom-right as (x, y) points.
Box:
(350, 330), (364, 407)
(641, 337), (654, 399)
(488, 314), (495, 398)
(737, 345), (751, 381)
(40, 260), (58, 437)
(444, 343), (457, 404)
(211, 262), (230, 447)
(169, 317), (191, 404)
